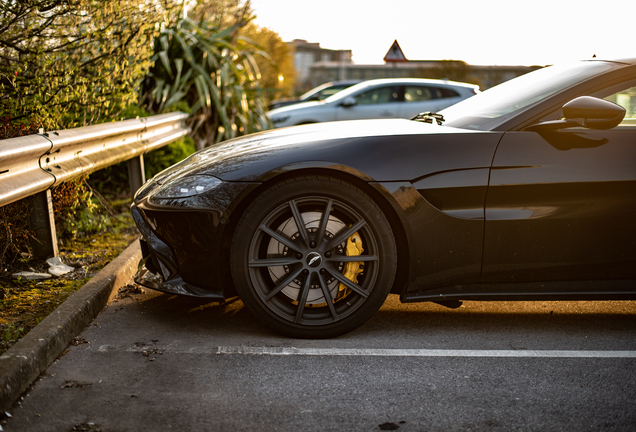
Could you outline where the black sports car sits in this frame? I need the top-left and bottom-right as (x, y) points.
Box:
(132, 58), (636, 338)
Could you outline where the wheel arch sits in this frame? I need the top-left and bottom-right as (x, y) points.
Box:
(220, 166), (410, 298)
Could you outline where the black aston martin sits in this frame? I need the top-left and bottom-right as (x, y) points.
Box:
(132, 58), (636, 338)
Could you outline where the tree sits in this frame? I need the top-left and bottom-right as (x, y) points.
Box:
(240, 23), (296, 102)
(0, 0), (169, 130)
(186, 0), (248, 25)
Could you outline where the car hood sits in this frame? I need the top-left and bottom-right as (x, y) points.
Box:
(151, 118), (494, 185)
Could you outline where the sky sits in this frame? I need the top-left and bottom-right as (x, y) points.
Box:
(249, 0), (635, 66)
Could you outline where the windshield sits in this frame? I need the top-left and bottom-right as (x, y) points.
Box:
(439, 61), (615, 131)
(299, 83), (332, 100)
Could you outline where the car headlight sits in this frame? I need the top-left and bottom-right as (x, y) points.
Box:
(151, 175), (223, 199)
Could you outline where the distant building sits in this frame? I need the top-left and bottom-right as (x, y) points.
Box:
(288, 39), (543, 93)
(288, 39), (352, 91)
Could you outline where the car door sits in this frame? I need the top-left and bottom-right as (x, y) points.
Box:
(336, 85), (401, 121)
(482, 84), (636, 283)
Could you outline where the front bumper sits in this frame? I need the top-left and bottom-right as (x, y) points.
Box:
(131, 204), (226, 300)
(135, 239), (225, 300)
(130, 176), (261, 299)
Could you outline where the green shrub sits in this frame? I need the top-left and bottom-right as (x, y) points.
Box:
(52, 177), (104, 240)
(0, 117), (40, 269)
(0, 198), (35, 270)
(0, 0), (169, 130)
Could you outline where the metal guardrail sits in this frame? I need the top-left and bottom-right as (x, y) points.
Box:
(0, 112), (190, 208)
(0, 112), (190, 258)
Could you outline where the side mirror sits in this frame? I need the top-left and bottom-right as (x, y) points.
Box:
(340, 97), (357, 108)
(525, 96), (626, 131)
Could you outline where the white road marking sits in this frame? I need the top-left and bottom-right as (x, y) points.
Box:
(94, 344), (636, 358)
(216, 346), (636, 358)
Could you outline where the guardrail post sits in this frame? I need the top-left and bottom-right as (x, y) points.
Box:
(29, 189), (59, 259)
(127, 155), (146, 197)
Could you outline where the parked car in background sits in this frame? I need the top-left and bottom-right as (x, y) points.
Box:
(268, 80), (361, 110)
(268, 78), (480, 128)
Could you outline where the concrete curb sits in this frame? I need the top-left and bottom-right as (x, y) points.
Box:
(0, 241), (142, 411)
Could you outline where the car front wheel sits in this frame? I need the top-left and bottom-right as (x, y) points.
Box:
(230, 176), (397, 338)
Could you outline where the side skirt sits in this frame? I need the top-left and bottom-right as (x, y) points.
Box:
(402, 280), (636, 303)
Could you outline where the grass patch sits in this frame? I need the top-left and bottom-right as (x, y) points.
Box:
(0, 199), (138, 355)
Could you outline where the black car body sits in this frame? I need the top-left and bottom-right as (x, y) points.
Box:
(132, 58), (636, 338)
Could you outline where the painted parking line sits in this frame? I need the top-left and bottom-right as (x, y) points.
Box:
(95, 345), (636, 358)
(216, 346), (636, 358)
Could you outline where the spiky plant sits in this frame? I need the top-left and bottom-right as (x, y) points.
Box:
(141, 5), (272, 149)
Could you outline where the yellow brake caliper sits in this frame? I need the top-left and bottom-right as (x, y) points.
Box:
(338, 232), (364, 298)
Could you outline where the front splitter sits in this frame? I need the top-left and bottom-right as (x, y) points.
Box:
(135, 264), (225, 301)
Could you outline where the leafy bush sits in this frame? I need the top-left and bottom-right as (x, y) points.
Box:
(0, 116), (41, 139)
(0, 117), (40, 269)
(52, 177), (105, 240)
(0, 198), (34, 270)
(0, 0), (169, 130)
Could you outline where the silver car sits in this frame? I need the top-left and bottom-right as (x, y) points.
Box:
(268, 78), (479, 128)
(268, 80), (361, 110)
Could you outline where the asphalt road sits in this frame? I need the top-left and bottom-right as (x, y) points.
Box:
(4, 286), (636, 431)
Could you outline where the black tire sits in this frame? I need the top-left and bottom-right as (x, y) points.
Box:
(230, 176), (397, 338)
